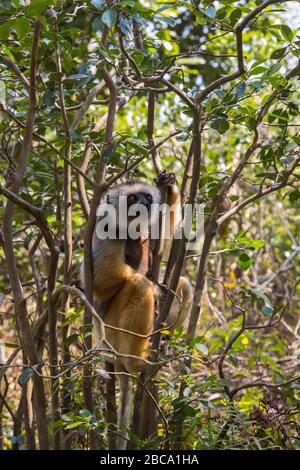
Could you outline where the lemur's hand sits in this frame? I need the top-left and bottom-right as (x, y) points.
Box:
(155, 169), (177, 188)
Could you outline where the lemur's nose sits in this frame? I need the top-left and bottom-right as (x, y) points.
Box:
(139, 195), (151, 208)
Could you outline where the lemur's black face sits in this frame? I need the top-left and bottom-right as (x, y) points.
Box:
(102, 183), (160, 235)
(127, 192), (153, 210)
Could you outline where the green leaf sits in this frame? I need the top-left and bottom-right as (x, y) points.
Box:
(239, 236), (254, 246)
(27, 0), (50, 15)
(248, 356), (256, 369)
(281, 24), (294, 42)
(181, 404), (197, 417)
(91, 15), (102, 31)
(266, 63), (281, 76)
(90, 0), (105, 9)
(270, 47), (287, 60)
(250, 239), (265, 249)
(216, 6), (227, 20)
(66, 73), (91, 81)
(245, 116), (256, 129)
(119, 15), (132, 36)
(0, 20), (12, 40)
(235, 82), (246, 99)
(65, 421), (84, 429)
(176, 133), (189, 141)
(61, 414), (72, 422)
(230, 8), (242, 26)
(280, 155), (294, 165)
(101, 7), (117, 28)
(229, 354), (239, 367)
(262, 305), (273, 316)
(102, 142), (117, 161)
(64, 334), (79, 347)
(293, 136), (300, 147)
(14, 17), (30, 39)
(161, 329), (170, 335)
(239, 253), (252, 270)
(18, 367), (34, 387)
(127, 141), (148, 156)
(249, 66), (268, 76)
(205, 5), (216, 19)
(211, 117), (229, 134)
(207, 185), (219, 198)
(79, 409), (92, 418)
(195, 343), (208, 356)
(289, 190), (300, 203)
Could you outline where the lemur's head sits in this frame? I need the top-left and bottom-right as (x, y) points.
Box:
(97, 181), (161, 237)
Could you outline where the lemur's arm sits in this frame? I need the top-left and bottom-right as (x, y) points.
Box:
(155, 170), (182, 260)
(155, 170), (193, 330)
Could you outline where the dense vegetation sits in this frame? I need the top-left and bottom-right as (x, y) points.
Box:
(0, 0), (300, 450)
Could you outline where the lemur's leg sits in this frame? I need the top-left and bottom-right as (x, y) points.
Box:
(155, 171), (193, 329)
(167, 276), (193, 331)
(104, 272), (155, 373)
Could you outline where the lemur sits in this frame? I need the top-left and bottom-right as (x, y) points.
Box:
(87, 170), (193, 448)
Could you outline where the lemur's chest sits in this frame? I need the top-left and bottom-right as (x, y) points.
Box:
(124, 238), (151, 275)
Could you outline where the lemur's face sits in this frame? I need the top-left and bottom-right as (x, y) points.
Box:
(126, 191), (155, 226)
(127, 191), (153, 209)
(101, 182), (160, 236)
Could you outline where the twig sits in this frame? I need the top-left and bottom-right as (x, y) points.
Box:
(1, 55), (30, 89)
(76, 142), (92, 218)
(147, 89), (163, 174)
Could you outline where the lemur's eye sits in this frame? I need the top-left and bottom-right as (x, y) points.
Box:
(145, 194), (153, 204)
(128, 194), (138, 204)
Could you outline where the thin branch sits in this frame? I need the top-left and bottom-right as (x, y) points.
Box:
(230, 375), (300, 397)
(147, 90), (163, 175)
(1, 54), (30, 89)
(119, 32), (142, 80)
(161, 78), (196, 110)
(76, 142), (92, 219)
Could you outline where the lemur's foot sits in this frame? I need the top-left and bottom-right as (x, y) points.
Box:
(155, 169), (177, 188)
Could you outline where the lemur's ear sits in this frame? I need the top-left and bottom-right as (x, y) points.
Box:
(107, 194), (110, 203)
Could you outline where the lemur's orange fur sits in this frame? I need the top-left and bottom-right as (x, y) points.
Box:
(93, 241), (154, 372)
